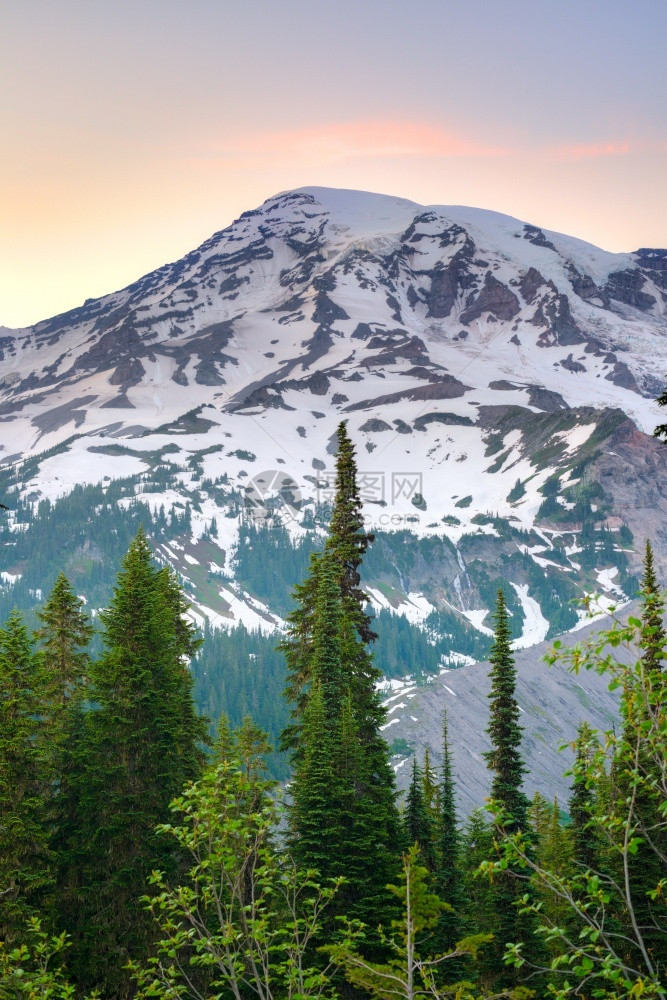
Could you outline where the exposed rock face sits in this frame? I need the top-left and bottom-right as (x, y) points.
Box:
(460, 273), (520, 324)
(605, 269), (656, 311)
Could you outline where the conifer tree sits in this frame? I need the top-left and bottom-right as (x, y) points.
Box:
(326, 421), (377, 645)
(528, 794), (573, 964)
(281, 421), (378, 753)
(0, 611), (50, 941)
(482, 589), (544, 990)
(211, 710), (235, 766)
(280, 551), (323, 752)
(35, 572), (93, 723)
(289, 556), (401, 938)
(403, 756), (436, 873)
(461, 810), (496, 949)
(290, 681), (344, 878)
(484, 589), (529, 833)
(284, 427), (402, 939)
(433, 707), (467, 981)
(235, 714), (273, 781)
(638, 539), (666, 675)
(568, 721), (602, 873)
(421, 746), (440, 826)
(325, 845), (490, 1000)
(56, 528), (207, 998)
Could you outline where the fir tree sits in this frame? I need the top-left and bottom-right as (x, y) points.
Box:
(211, 710), (235, 766)
(432, 707), (468, 982)
(483, 589), (544, 991)
(56, 528), (207, 997)
(638, 539), (666, 675)
(528, 794), (573, 965)
(326, 421), (377, 644)
(235, 713), (273, 781)
(34, 572), (93, 721)
(0, 610), (50, 941)
(484, 589), (529, 833)
(290, 680), (345, 878)
(421, 746), (439, 826)
(281, 421), (378, 753)
(289, 559), (401, 939)
(325, 845), (490, 1000)
(568, 722), (602, 873)
(284, 428), (402, 941)
(461, 810), (497, 950)
(279, 550), (323, 752)
(403, 756), (436, 872)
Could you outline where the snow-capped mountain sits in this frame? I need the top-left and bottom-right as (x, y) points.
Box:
(1, 185), (666, 648)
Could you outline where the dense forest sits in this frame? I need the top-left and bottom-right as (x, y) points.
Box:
(0, 423), (665, 999)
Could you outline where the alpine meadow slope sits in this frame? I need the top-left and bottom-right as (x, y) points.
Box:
(1, 186), (666, 799)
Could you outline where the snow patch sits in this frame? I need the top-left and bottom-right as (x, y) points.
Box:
(510, 583), (550, 650)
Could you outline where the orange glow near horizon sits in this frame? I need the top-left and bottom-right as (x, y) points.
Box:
(2, 116), (665, 328)
(1, 3), (665, 329)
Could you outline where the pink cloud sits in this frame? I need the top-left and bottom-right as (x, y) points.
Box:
(190, 122), (665, 172)
(206, 120), (508, 165)
(550, 139), (633, 162)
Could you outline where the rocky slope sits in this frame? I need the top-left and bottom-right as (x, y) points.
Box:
(378, 604), (634, 815)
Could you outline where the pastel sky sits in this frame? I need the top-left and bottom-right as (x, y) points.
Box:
(1, 0), (666, 328)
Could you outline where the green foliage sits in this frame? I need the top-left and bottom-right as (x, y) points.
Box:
(484, 591), (529, 833)
(495, 594), (667, 998)
(325, 845), (492, 1000)
(132, 748), (341, 1000)
(35, 573), (93, 723)
(55, 529), (208, 997)
(652, 386), (667, 440)
(195, 622), (290, 779)
(507, 479), (526, 503)
(0, 918), (95, 1000)
(481, 591), (545, 990)
(404, 757), (437, 873)
(0, 611), (51, 941)
(283, 424), (403, 942)
(432, 709), (469, 982)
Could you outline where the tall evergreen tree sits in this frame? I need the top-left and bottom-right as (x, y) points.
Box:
(568, 721), (602, 873)
(289, 553), (401, 939)
(290, 680), (344, 878)
(529, 793), (572, 940)
(326, 421), (377, 643)
(56, 528), (207, 998)
(483, 589), (544, 991)
(484, 589), (529, 833)
(638, 539), (666, 675)
(34, 572), (93, 720)
(284, 426), (402, 943)
(421, 746), (439, 825)
(403, 756), (436, 873)
(281, 421), (378, 753)
(211, 710), (235, 766)
(433, 707), (467, 981)
(0, 610), (50, 941)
